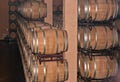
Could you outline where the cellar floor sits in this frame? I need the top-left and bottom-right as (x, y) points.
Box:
(0, 40), (25, 82)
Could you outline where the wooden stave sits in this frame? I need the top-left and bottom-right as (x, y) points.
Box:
(78, 54), (118, 79)
(78, 26), (118, 50)
(78, 0), (119, 21)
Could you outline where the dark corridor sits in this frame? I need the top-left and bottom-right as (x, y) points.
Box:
(0, 40), (25, 82)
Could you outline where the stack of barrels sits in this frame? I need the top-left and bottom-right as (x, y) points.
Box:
(9, 0), (18, 39)
(17, 0), (69, 82)
(77, 0), (119, 82)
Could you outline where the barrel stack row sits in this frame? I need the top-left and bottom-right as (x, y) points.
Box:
(17, 0), (69, 82)
(77, 0), (120, 82)
(8, 0), (19, 39)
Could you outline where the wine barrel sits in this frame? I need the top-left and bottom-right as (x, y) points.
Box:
(30, 58), (69, 82)
(10, 32), (16, 39)
(32, 29), (68, 54)
(78, 26), (118, 50)
(18, 1), (47, 19)
(78, 0), (119, 21)
(10, 13), (17, 21)
(9, 5), (17, 12)
(10, 23), (17, 30)
(78, 54), (118, 79)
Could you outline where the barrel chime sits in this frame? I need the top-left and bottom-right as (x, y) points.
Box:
(77, 0), (119, 82)
(16, 0), (69, 82)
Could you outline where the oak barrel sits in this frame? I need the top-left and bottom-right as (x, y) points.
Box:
(10, 23), (17, 30)
(9, 5), (17, 12)
(78, 54), (118, 79)
(32, 29), (68, 54)
(78, 26), (118, 50)
(18, 1), (47, 19)
(10, 13), (17, 20)
(10, 32), (16, 39)
(78, 0), (119, 21)
(30, 58), (69, 82)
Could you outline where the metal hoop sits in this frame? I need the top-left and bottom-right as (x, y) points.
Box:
(30, 0), (32, 19)
(93, 56), (96, 78)
(78, 27), (81, 48)
(43, 62), (46, 82)
(36, 31), (39, 53)
(87, 0), (90, 19)
(84, 55), (88, 77)
(104, 26), (108, 49)
(64, 59), (69, 81)
(57, 61), (60, 82)
(63, 30), (66, 52)
(64, 30), (68, 52)
(88, 26), (91, 49)
(106, 56), (110, 78)
(94, 26), (97, 49)
(94, 0), (98, 21)
(38, 1), (41, 18)
(84, 27), (88, 49)
(78, 0), (81, 20)
(113, 0), (116, 18)
(42, 30), (46, 54)
(84, 0), (88, 19)
(111, 0), (114, 19)
(115, 0), (119, 18)
(105, 0), (109, 20)
(55, 29), (59, 54)
(112, 27), (114, 48)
